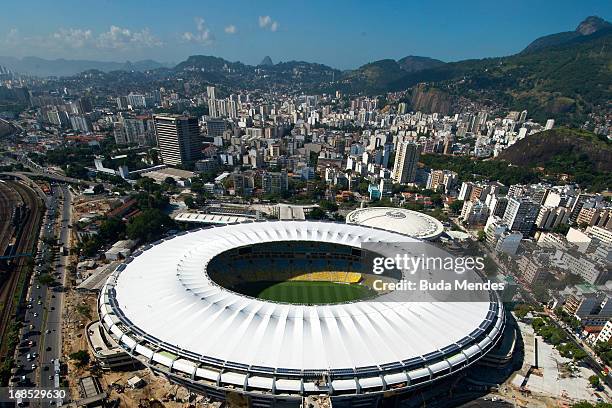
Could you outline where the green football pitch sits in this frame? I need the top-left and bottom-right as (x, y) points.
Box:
(232, 281), (374, 304)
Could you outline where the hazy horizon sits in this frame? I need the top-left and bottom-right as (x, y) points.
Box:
(1, 0), (610, 69)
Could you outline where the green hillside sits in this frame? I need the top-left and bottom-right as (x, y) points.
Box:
(336, 18), (611, 125)
(498, 128), (612, 191)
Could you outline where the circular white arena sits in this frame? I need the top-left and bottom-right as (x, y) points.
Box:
(99, 221), (504, 406)
(346, 207), (445, 240)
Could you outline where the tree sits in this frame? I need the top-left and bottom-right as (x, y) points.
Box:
(594, 341), (612, 366)
(147, 149), (160, 165)
(69, 350), (90, 367)
(135, 177), (159, 193)
(430, 193), (443, 207)
(184, 196), (197, 209)
(307, 207), (327, 220)
(99, 217), (125, 241)
(531, 284), (550, 303)
(133, 192), (169, 210)
(319, 200), (338, 212)
(164, 176), (177, 186)
(77, 236), (102, 257)
(589, 375), (600, 388)
(65, 163), (89, 179)
(76, 304), (92, 319)
(37, 274), (54, 286)
(127, 209), (175, 242)
(572, 348), (587, 361)
(190, 181), (204, 194)
(477, 230), (486, 242)
(513, 303), (532, 319)
(449, 200), (464, 214)
(93, 184), (105, 195)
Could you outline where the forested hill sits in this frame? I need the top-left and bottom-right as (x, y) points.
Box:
(498, 128), (612, 191)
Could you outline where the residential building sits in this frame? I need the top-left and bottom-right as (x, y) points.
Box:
(154, 114), (203, 166)
(391, 142), (419, 184)
(502, 197), (540, 236)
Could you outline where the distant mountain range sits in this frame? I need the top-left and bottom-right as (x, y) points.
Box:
(168, 16), (610, 123)
(350, 15), (611, 124)
(0, 56), (172, 77)
(1, 16), (609, 125)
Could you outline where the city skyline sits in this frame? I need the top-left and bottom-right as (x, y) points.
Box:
(0, 2), (611, 407)
(0, 0), (610, 69)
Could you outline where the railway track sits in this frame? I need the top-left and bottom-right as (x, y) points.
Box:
(0, 180), (43, 353)
(0, 181), (20, 256)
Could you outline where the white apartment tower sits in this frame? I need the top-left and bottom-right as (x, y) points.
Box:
(154, 114), (202, 166)
(392, 142), (419, 184)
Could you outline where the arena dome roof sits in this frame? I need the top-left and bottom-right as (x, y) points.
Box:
(99, 221), (504, 398)
(346, 207), (444, 240)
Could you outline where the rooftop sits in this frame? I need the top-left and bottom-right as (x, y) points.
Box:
(346, 207), (444, 240)
(103, 221), (498, 373)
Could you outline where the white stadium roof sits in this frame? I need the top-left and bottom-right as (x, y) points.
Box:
(346, 207), (444, 240)
(174, 211), (253, 225)
(100, 221), (504, 397)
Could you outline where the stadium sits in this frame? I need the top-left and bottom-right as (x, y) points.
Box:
(98, 221), (505, 407)
(346, 207), (445, 241)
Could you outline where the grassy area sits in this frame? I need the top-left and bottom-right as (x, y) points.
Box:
(233, 281), (374, 305)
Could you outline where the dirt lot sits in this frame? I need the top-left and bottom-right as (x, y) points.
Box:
(62, 282), (225, 407)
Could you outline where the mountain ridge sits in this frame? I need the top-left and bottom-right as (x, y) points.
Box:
(0, 56), (172, 77)
(259, 56), (274, 66)
(2, 16), (608, 125)
(521, 15), (611, 53)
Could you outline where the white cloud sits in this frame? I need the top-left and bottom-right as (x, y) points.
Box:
(259, 16), (272, 28)
(224, 25), (237, 34)
(259, 16), (279, 32)
(182, 17), (214, 44)
(1, 28), (20, 47)
(0, 25), (162, 58)
(51, 28), (93, 48)
(97, 25), (162, 49)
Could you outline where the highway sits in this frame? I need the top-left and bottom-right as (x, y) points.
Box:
(2, 170), (94, 187)
(39, 185), (71, 405)
(13, 184), (71, 407)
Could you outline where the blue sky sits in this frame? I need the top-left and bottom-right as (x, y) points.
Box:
(1, 0), (610, 69)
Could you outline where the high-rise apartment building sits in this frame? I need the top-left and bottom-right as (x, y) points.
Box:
(207, 86), (218, 118)
(262, 171), (288, 195)
(391, 142), (419, 184)
(502, 197), (540, 236)
(153, 114), (202, 166)
(206, 86), (216, 100)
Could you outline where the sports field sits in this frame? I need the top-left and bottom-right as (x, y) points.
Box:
(232, 280), (374, 304)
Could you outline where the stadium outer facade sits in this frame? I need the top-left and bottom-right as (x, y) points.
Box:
(98, 221), (505, 407)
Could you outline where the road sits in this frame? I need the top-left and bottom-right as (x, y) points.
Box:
(2, 170), (94, 188)
(39, 185), (71, 404)
(14, 184), (71, 407)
